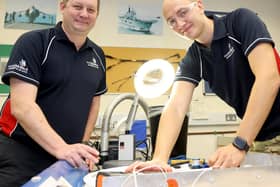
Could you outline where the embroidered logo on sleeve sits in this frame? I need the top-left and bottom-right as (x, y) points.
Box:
(7, 59), (28, 74)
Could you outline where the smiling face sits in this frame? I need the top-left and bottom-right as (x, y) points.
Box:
(163, 0), (206, 40)
(60, 0), (99, 37)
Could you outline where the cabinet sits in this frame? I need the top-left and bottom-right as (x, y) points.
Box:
(186, 124), (238, 159)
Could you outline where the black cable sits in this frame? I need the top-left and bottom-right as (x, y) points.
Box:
(135, 138), (151, 161)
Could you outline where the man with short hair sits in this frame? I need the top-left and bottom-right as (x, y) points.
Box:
(0, 0), (106, 186)
(126, 0), (280, 172)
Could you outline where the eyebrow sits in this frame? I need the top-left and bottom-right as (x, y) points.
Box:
(176, 7), (189, 15)
(167, 6), (188, 18)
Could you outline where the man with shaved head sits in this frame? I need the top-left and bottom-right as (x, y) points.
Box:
(127, 0), (280, 172)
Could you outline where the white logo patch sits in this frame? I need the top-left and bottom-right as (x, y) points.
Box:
(7, 59), (28, 73)
(86, 57), (99, 69)
(224, 43), (235, 60)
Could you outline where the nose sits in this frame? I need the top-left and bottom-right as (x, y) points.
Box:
(80, 8), (89, 17)
(176, 18), (186, 29)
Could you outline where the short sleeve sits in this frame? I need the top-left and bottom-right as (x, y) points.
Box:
(175, 45), (201, 86)
(95, 47), (107, 96)
(2, 31), (44, 86)
(230, 8), (274, 56)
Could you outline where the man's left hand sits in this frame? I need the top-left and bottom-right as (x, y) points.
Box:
(207, 144), (246, 168)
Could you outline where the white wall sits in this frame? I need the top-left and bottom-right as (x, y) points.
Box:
(92, 0), (280, 50)
(1, 0), (278, 48)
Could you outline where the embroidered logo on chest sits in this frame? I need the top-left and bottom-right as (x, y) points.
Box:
(224, 43), (235, 60)
(86, 57), (99, 69)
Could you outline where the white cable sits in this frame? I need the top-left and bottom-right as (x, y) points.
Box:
(121, 163), (168, 187)
(191, 169), (209, 187)
(121, 162), (142, 187)
(121, 172), (134, 187)
(132, 162), (141, 187)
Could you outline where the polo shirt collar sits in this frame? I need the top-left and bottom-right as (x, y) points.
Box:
(54, 22), (69, 41)
(194, 15), (227, 48)
(210, 15), (227, 41)
(54, 21), (94, 50)
(83, 38), (95, 50)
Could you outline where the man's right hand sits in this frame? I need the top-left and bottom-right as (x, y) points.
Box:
(125, 159), (173, 173)
(55, 143), (100, 169)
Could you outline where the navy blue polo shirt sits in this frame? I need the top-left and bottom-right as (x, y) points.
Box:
(175, 8), (280, 141)
(1, 22), (107, 147)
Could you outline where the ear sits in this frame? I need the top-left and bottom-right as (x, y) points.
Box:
(60, 2), (66, 11)
(196, 0), (204, 8)
(196, 0), (205, 13)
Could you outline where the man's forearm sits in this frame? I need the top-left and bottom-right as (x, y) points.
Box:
(237, 79), (279, 145)
(15, 102), (67, 157)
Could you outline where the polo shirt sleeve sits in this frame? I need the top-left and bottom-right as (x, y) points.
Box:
(231, 8), (274, 56)
(95, 47), (107, 96)
(2, 31), (43, 86)
(174, 45), (201, 86)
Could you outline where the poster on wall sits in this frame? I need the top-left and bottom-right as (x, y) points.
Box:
(4, 0), (57, 30)
(118, 2), (163, 35)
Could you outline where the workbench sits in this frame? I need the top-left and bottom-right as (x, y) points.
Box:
(23, 152), (280, 187)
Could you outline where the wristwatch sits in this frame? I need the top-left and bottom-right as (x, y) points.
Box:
(232, 136), (249, 152)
